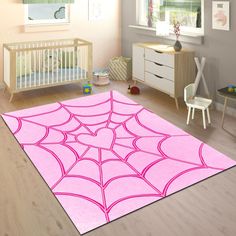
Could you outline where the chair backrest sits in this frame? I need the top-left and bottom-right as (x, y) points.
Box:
(184, 83), (196, 103)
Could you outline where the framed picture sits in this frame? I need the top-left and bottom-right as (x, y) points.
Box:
(212, 1), (230, 31)
(88, 0), (105, 21)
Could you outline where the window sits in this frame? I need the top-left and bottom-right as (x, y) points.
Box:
(25, 4), (70, 25)
(138, 0), (203, 34)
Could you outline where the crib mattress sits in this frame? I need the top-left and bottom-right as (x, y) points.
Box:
(16, 68), (88, 90)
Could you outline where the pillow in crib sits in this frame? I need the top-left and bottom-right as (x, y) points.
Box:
(16, 54), (32, 77)
(61, 51), (78, 68)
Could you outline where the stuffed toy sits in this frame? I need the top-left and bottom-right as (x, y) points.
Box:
(128, 85), (140, 95)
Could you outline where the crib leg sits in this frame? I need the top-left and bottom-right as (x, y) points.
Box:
(3, 86), (7, 94)
(9, 93), (14, 103)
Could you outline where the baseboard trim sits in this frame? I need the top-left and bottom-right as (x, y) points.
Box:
(215, 102), (236, 118)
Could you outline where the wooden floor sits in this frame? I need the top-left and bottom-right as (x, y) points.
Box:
(0, 81), (236, 236)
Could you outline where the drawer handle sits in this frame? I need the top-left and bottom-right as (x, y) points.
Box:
(154, 75), (164, 79)
(154, 62), (163, 66)
(155, 50), (163, 54)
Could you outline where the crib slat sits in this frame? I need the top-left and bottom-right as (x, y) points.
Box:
(47, 48), (50, 85)
(15, 52), (18, 89)
(65, 47), (67, 81)
(29, 50), (32, 88)
(34, 50), (36, 87)
(84, 47), (86, 79)
(56, 47), (59, 83)
(37, 50), (42, 86)
(43, 49), (45, 86)
(77, 47), (79, 81)
(73, 48), (75, 81)
(83, 46), (86, 80)
(68, 48), (71, 81)
(85, 47), (88, 80)
(19, 50), (22, 89)
(60, 47), (63, 83)
(84, 46), (86, 80)
(51, 46), (54, 84)
(80, 47), (83, 80)
(24, 47), (27, 88)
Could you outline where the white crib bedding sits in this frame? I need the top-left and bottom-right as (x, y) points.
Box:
(16, 68), (88, 89)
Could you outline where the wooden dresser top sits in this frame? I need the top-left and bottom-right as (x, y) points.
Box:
(134, 42), (194, 54)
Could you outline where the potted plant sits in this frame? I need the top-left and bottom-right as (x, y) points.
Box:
(173, 21), (182, 52)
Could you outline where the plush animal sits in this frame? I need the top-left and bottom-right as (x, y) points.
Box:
(130, 86), (140, 95)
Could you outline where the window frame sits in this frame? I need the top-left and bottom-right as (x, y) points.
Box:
(136, 0), (204, 35)
(24, 4), (70, 25)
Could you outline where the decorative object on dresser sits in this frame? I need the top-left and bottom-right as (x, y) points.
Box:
(147, 0), (154, 27)
(132, 43), (195, 110)
(173, 21), (182, 52)
(3, 38), (93, 102)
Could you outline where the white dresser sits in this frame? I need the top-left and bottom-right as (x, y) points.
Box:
(132, 43), (195, 109)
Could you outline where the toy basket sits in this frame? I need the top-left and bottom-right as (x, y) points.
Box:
(93, 70), (110, 86)
(108, 57), (132, 81)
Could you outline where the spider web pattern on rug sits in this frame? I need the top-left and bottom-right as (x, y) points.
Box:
(2, 91), (235, 234)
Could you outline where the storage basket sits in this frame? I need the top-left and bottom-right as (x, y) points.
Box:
(108, 57), (132, 81)
(93, 71), (110, 86)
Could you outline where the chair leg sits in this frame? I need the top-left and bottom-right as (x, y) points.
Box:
(207, 108), (211, 124)
(192, 108), (195, 120)
(202, 109), (206, 129)
(9, 93), (14, 103)
(187, 107), (192, 125)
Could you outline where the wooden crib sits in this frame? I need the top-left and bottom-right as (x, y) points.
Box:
(3, 38), (93, 102)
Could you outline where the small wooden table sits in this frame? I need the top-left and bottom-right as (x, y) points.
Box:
(217, 87), (236, 127)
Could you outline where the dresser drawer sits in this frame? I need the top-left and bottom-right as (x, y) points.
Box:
(145, 60), (175, 81)
(145, 48), (174, 68)
(145, 72), (174, 95)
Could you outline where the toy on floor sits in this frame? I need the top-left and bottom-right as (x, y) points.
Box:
(83, 82), (92, 95)
(227, 84), (236, 93)
(93, 70), (110, 86)
(128, 85), (140, 95)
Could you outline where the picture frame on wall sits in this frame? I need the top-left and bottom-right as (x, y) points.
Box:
(212, 1), (230, 31)
(88, 0), (105, 21)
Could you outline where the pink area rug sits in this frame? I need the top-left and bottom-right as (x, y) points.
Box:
(2, 91), (235, 234)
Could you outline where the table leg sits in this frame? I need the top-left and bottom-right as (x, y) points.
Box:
(175, 98), (179, 110)
(221, 97), (228, 128)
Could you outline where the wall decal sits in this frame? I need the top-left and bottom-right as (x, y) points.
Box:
(212, 1), (230, 31)
(88, 0), (105, 21)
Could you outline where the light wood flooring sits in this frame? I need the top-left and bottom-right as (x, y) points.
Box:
(0, 81), (236, 236)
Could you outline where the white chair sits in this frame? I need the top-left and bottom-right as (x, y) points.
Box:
(184, 83), (213, 129)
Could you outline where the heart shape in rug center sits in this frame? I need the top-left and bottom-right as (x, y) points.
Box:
(76, 128), (115, 150)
